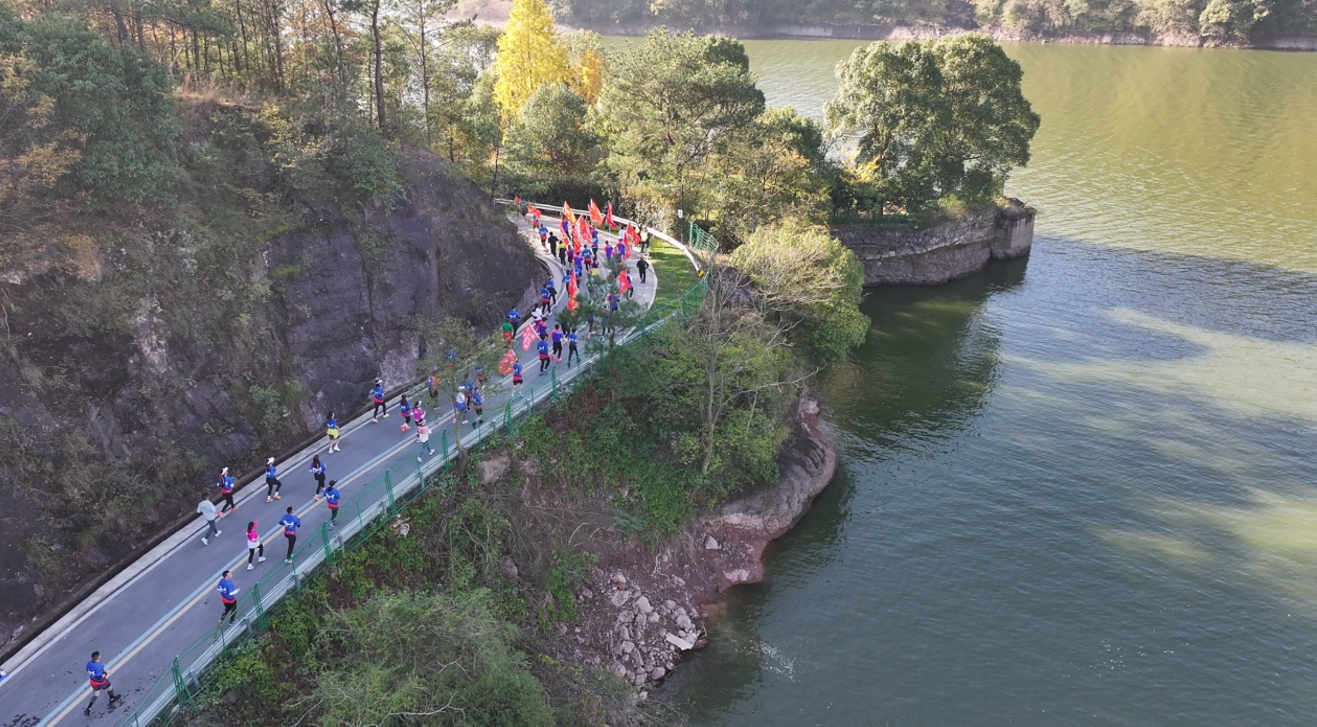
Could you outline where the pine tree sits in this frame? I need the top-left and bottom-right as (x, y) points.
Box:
(492, 0), (569, 119)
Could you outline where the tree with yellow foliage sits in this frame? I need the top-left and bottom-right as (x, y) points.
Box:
(492, 0), (570, 119)
(565, 30), (607, 105)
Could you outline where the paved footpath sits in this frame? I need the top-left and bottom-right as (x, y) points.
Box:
(0, 211), (658, 727)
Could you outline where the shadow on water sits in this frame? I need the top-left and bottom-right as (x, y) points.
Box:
(665, 237), (1317, 727)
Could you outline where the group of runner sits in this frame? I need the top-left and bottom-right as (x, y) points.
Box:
(79, 203), (648, 718)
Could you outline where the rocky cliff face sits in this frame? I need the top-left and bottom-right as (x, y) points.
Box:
(0, 118), (539, 646)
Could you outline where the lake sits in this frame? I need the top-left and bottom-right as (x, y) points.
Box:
(651, 38), (1317, 725)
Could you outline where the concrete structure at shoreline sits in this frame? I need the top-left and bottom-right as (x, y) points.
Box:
(834, 200), (1035, 287)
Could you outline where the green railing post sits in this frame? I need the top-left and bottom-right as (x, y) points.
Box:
(171, 657), (198, 716)
(504, 401), (512, 435)
(251, 581), (267, 632)
(320, 522), (332, 563)
(441, 429), (449, 462)
(384, 470), (397, 516)
(551, 367), (559, 399)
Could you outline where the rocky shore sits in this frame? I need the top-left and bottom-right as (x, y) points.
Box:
(537, 395), (839, 692)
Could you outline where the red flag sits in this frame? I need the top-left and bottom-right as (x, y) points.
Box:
(567, 276), (578, 300)
(605, 202), (615, 230)
(514, 196), (522, 206)
(498, 349), (516, 374)
(588, 199), (604, 226)
(577, 216), (590, 244)
(568, 295), (579, 312)
(562, 202), (575, 225)
(618, 272), (631, 293)
(528, 204), (540, 219)
(520, 324), (537, 352)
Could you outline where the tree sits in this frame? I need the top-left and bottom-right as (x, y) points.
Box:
(415, 316), (506, 470)
(708, 107), (835, 242)
(825, 39), (948, 214)
(825, 34), (1039, 214)
(930, 33), (1041, 200)
(730, 222), (869, 363)
(564, 29), (606, 105)
(492, 0), (569, 119)
(314, 591), (554, 727)
(2, 12), (176, 206)
(644, 265), (796, 484)
(595, 30), (765, 219)
(428, 21), (499, 163)
(506, 83), (597, 181)
(398, 0), (459, 142)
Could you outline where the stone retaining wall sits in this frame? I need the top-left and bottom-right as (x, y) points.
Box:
(833, 201), (1035, 286)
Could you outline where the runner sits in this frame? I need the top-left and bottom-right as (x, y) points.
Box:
(416, 422), (435, 461)
(326, 411), (341, 453)
(399, 395), (412, 432)
(624, 271), (635, 299)
(507, 307), (521, 330)
(246, 520), (265, 569)
(558, 240), (567, 266)
(427, 375), (440, 405)
(546, 278), (558, 306)
(537, 338), (551, 374)
(197, 497), (221, 546)
(216, 571), (239, 626)
(475, 364), (487, 386)
(472, 388), (484, 424)
(412, 401), (426, 428)
(279, 507), (301, 564)
(264, 457), (282, 503)
(512, 361), (524, 394)
(502, 318), (515, 344)
(605, 241), (614, 262)
(538, 223), (549, 249)
(217, 467), (236, 514)
(636, 256), (649, 283)
(370, 379), (388, 422)
(586, 312), (596, 337)
(551, 324), (565, 362)
(567, 329), (580, 367)
(324, 480), (341, 529)
(309, 454), (327, 501)
(548, 232), (559, 258)
(640, 228), (651, 253)
(82, 652), (122, 716)
(454, 386), (469, 424)
(535, 317), (549, 341)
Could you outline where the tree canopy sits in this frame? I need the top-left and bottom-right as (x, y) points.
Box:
(492, 0), (569, 119)
(826, 33), (1039, 215)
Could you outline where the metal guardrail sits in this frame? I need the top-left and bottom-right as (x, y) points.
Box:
(103, 206), (720, 727)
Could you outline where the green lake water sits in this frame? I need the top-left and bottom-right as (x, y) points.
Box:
(645, 39), (1317, 725)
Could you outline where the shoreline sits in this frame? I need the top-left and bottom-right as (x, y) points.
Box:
(572, 21), (1317, 51)
(458, 9), (1317, 51)
(542, 394), (839, 690)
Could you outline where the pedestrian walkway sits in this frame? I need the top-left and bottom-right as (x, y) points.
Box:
(0, 204), (680, 727)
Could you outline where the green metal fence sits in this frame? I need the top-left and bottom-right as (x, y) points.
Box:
(107, 206), (722, 727)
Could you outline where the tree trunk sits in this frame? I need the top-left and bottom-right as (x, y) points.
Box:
(372, 0), (385, 132)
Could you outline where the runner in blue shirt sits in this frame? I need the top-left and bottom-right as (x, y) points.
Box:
(217, 467), (236, 514)
(538, 224), (549, 249)
(399, 395), (412, 432)
(309, 455), (327, 501)
(83, 651), (122, 715)
(326, 411), (341, 453)
(551, 324), (565, 362)
(264, 457), (282, 503)
(539, 286), (551, 315)
(537, 339), (551, 374)
(471, 388), (484, 424)
(507, 308), (521, 329)
(325, 481), (341, 529)
(279, 507), (301, 563)
(217, 570), (240, 626)
(370, 378), (388, 422)
(512, 362), (524, 395)
(546, 278), (558, 306)
(567, 329), (580, 367)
